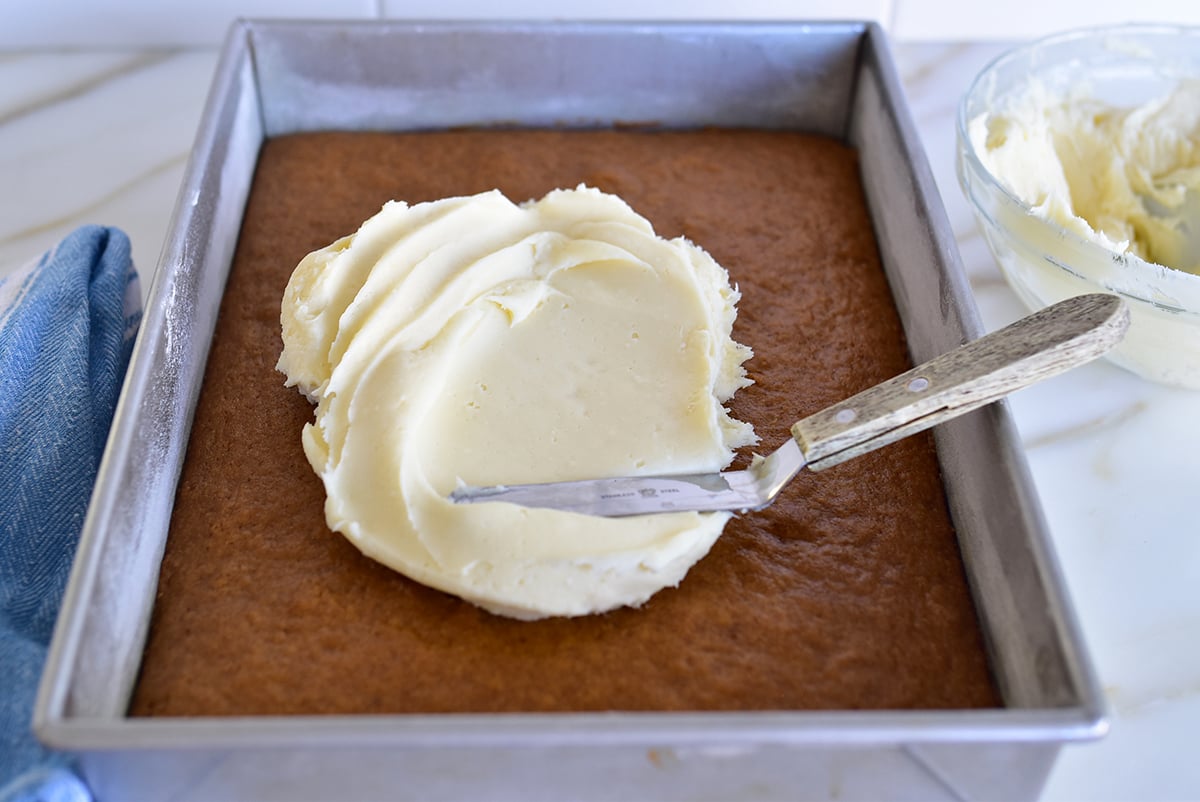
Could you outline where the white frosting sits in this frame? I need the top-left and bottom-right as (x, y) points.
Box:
(277, 186), (756, 619)
(971, 80), (1200, 275)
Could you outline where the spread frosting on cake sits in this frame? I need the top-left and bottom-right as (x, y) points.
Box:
(970, 80), (1200, 275)
(277, 186), (755, 619)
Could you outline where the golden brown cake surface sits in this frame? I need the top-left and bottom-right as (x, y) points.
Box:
(129, 129), (1000, 716)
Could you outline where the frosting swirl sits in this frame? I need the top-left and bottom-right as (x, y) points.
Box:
(278, 186), (755, 618)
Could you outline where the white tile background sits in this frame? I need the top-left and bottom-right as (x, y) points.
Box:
(2, 0), (1199, 48)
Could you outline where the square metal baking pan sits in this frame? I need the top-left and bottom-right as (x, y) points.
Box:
(35, 19), (1105, 802)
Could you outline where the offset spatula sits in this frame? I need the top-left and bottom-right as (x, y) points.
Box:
(451, 293), (1129, 517)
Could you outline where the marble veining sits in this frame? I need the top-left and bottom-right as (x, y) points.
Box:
(0, 52), (172, 126)
(0, 51), (215, 297)
(0, 40), (1196, 802)
(1024, 399), (1148, 451)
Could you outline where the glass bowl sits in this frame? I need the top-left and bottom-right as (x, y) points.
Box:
(956, 24), (1200, 389)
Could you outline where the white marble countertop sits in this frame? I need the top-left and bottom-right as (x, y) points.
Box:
(1, 40), (1196, 802)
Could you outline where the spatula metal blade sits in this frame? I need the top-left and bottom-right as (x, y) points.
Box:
(450, 439), (806, 517)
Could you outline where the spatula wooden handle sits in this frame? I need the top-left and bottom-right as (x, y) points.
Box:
(792, 293), (1129, 471)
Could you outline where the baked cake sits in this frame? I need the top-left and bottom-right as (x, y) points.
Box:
(129, 130), (1000, 715)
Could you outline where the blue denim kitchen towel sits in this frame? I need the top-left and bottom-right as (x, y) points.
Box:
(0, 226), (141, 802)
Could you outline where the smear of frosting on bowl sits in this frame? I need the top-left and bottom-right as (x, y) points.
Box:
(971, 80), (1200, 275)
